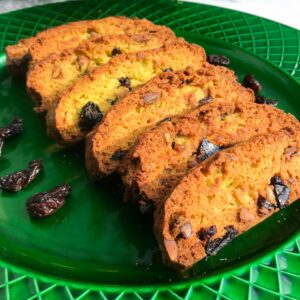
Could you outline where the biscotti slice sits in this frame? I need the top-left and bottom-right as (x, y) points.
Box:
(121, 100), (300, 207)
(27, 32), (175, 112)
(154, 129), (300, 268)
(6, 16), (174, 76)
(85, 64), (254, 179)
(49, 39), (206, 144)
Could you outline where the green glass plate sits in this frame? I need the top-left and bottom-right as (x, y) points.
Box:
(0, 0), (300, 299)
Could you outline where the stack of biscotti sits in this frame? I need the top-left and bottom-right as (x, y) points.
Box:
(26, 32), (176, 112)
(121, 99), (300, 206)
(46, 39), (206, 144)
(154, 129), (300, 268)
(85, 65), (254, 179)
(6, 16), (174, 76)
(6, 16), (300, 270)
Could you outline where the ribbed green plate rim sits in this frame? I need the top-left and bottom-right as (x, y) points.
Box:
(0, 0), (300, 299)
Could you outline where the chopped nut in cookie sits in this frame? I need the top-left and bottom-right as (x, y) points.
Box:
(164, 239), (178, 261)
(52, 65), (62, 79)
(143, 91), (161, 104)
(239, 207), (255, 223)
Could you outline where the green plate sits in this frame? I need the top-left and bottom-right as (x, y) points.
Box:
(0, 0), (300, 299)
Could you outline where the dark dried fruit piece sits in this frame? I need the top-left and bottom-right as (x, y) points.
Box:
(111, 150), (127, 161)
(111, 47), (122, 56)
(243, 74), (262, 94)
(26, 183), (71, 218)
(143, 92), (161, 104)
(12, 53), (31, 68)
(110, 98), (118, 105)
(119, 77), (131, 90)
(156, 117), (172, 125)
(138, 200), (154, 214)
(0, 118), (23, 140)
(195, 138), (220, 163)
(271, 175), (283, 186)
(163, 68), (173, 72)
(21, 53), (31, 65)
(79, 101), (103, 131)
(257, 195), (275, 215)
(0, 159), (43, 192)
(185, 78), (193, 84)
(198, 225), (217, 241)
(255, 95), (278, 106)
(198, 96), (212, 105)
(205, 226), (238, 256)
(207, 54), (230, 66)
(270, 175), (290, 208)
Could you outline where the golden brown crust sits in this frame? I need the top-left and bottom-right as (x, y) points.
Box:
(6, 17), (174, 76)
(50, 39), (206, 145)
(26, 32), (175, 112)
(154, 129), (300, 268)
(122, 100), (300, 207)
(86, 64), (254, 179)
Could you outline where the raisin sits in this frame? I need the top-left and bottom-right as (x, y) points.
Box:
(257, 195), (275, 214)
(26, 183), (71, 218)
(110, 98), (118, 105)
(119, 77), (131, 90)
(205, 226), (238, 256)
(111, 150), (127, 160)
(12, 58), (22, 67)
(207, 54), (230, 66)
(0, 159), (43, 192)
(79, 101), (103, 131)
(255, 95), (278, 106)
(163, 68), (173, 72)
(271, 175), (283, 185)
(0, 118), (23, 157)
(111, 47), (122, 56)
(185, 79), (193, 84)
(243, 74), (262, 94)
(195, 138), (220, 163)
(198, 225), (217, 241)
(21, 53), (31, 66)
(138, 200), (154, 214)
(270, 175), (290, 208)
(156, 117), (172, 125)
(198, 96), (212, 105)
(0, 118), (23, 139)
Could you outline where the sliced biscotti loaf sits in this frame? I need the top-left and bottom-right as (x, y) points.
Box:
(85, 65), (254, 180)
(121, 100), (300, 207)
(27, 32), (175, 112)
(154, 129), (300, 268)
(48, 40), (206, 144)
(6, 16), (173, 76)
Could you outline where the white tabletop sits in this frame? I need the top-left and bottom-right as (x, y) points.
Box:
(0, 0), (300, 30)
(184, 0), (300, 30)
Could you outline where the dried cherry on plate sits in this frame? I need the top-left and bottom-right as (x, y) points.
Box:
(0, 118), (23, 157)
(0, 159), (43, 192)
(26, 183), (71, 218)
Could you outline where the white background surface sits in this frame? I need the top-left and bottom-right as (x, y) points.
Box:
(183, 0), (300, 30)
(0, 0), (300, 30)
